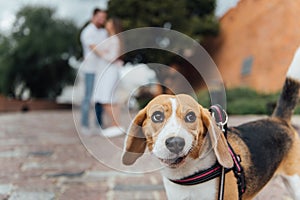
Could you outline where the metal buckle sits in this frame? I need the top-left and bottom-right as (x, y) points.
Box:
(211, 110), (228, 132)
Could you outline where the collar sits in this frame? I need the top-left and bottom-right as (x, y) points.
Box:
(169, 162), (231, 186)
(168, 143), (243, 186)
(168, 144), (245, 197)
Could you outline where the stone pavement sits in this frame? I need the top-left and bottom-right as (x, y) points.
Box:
(0, 110), (298, 200)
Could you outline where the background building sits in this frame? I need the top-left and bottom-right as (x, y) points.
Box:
(210, 0), (300, 93)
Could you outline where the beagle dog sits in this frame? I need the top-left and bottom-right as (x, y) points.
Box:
(122, 48), (300, 199)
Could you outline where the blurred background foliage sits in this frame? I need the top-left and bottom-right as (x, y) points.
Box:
(197, 87), (300, 115)
(108, 0), (219, 64)
(0, 6), (80, 99)
(108, 0), (219, 39)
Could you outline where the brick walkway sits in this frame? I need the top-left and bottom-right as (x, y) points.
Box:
(0, 110), (298, 200)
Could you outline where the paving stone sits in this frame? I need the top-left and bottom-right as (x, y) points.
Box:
(9, 191), (55, 200)
(112, 191), (164, 200)
(46, 171), (85, 178)
(0, 159), (24, 180)
(20, 162), (42, 171)
(59, 183), (106, 200)
(85, 170), (142, 179)
(28, 151), (53, 157)
(0, 184), (14, 195)
(21, 160), (90, 171)
(114, 184), (164, 191)
(11, 179), (57, 192)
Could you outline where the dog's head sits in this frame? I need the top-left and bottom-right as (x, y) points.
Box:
(122, 94), (233, 169)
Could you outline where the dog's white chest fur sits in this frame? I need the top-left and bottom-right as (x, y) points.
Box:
(163, 177), (217, 200)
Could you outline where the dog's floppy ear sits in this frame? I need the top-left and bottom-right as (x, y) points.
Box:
(201, 107), (233, 168)
(122, 108), (147, 165)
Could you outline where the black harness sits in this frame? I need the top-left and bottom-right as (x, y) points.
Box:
(169, 104), (246, 200)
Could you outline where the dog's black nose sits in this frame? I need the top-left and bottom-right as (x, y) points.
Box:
(165, 137), (185, 154)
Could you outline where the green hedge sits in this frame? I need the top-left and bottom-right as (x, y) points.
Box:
(197, 87), (300, 115)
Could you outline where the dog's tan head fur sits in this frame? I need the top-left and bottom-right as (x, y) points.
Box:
(122, 94), (233, 169)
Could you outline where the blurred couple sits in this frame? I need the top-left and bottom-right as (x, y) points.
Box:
(80, 8), (124, 137)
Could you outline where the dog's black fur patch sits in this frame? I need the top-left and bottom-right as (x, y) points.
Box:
(229, 118), (293, 192)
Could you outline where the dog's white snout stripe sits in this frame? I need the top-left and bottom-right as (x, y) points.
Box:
(152, 98), (193, 159)
(162, 98), (182, 137)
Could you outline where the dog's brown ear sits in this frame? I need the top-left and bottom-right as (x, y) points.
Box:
(201, 108), (233, 168)
(122, 108), (147, 165)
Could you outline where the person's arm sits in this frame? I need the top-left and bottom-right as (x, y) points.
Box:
(90, 38), (120, 62)
(80, 25), (99, 56)
(90, 44), (106, 57)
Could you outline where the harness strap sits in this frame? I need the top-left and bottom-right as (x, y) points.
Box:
(169, 163), (231, 186)
(218, 167), (226, 200)
(228, 144), (246, 199)
(210, 104), (246, 200)
(209, 104), (228, 200)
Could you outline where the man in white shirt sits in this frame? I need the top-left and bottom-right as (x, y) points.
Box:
(80, 8), (107, 134)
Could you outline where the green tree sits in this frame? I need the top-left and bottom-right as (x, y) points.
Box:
(108, 0), (219, 65)
(108, 0), (219, 40)
(0, 5), (80, 99)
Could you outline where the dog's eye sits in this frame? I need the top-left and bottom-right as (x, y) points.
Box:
(185, 112), (196, 123)
(151, 111), (164, 123)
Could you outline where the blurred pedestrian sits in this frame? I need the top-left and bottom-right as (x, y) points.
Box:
(80, 8), (107, 135)
(91, 18), (124, 137)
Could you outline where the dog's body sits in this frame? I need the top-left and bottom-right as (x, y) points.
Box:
(122, 48), (300, 199)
